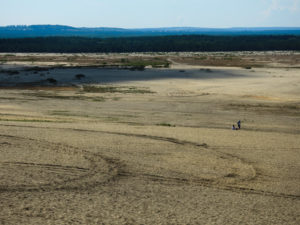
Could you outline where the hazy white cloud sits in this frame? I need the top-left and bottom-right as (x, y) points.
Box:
(262, 0), (300, 17)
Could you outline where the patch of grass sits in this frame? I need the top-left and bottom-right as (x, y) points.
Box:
(4, 54), (15, 57)
(156, 123), (176, 127)
(0, 97), (18, 100)
(225, 173), (237, 178)
(284, 104), (300, 110)
(50, 110), (69, 114)
(83, 86), (117, 93)
(198, 56), (207, 60)
(112, 97), (121, 101)
(75, 74), (85, 79)
(24, 91), (107, 102)
(24, 67), (50, 72)
(104, 116), (120, 122)
(92, 97), (106, 102)
(47, 78), (57, 84)
(120, 58), (129, 63)
(0, 118), (68, 123)
(227, 103), (300, 115)
(49, 111), (82, 117)
(124, 59), (170, 69)
(129, 65), (145, 71)
(82, 85), (154, 94)
(200, 68), (212, 72)
(25, 92), (84, 100)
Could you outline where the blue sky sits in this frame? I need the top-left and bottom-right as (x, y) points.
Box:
(1, 0), (300, 28)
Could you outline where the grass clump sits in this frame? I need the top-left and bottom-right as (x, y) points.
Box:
(200, 68), (212, 72)
(92, 97), (106, 102)
(125, 59), (170, 70)
(82, 85), (154, 94)
(156, 123), (176, 127)
(24, 67), (50, 72)
(25, 91), (107, 102)
(129, 65), (145, 71)
(47, 78), (57, 84)
(75, 74), (85, 79)
(0, 118), (68, 123)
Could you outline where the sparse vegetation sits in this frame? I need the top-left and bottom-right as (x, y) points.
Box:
(129, 65), (145, 71)
(156, 123), (176, 127)
(24, 67), (50, 72)
(23, 91), (107, 102)
(112, 97), (121, 101)
(200, 68), (212, 72)
(47, 78), (57, 84)
(124, 58), (170, 70)
(92, 97), (106, 102)
(75, 74), (85, 79)
(82, 85), (154, 94)
(0, 118), (68, 123)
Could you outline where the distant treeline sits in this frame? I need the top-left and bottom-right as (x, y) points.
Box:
(0, 35), (300, 53)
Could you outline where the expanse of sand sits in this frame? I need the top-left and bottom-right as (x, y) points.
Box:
(0, 52), (299, 224)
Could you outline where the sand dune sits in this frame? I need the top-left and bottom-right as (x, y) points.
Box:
(0, 53), (299, 224)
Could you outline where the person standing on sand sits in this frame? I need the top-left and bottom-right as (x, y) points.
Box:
(237, 120), (241, 129)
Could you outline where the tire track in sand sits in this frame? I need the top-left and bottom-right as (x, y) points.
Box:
(0, 125), (299, 199)
(0, 134), (124, 193)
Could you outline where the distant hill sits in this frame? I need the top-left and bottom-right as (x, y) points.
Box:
(1, 25), (300, 38)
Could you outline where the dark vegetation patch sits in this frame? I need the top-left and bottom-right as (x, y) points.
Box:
(156, 123), (176, 127)
(0, 35), (300, 52)
(227, 103), (300, 115)
(0, 118), (67, 123)
(224, 173), (238, 178)
(92, 96), (105, 102)
(82, 85), (154, 94)
(49, 110), (89, 117)
(24, 67), (50, 72)
(200, 68), (212, 72)
(129, 65), (145, 71)
(1, 52), (299, 69)
(23, 91), (106, 101)
(46, 78), (57, 84)
(112, 97), (121, 101)
(0, 97), (20, 100)
(75, 74), (85, 79)
(131, 61), (169, 68)
(123, 58), (170, 70)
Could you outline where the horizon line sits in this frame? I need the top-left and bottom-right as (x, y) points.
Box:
(1, 24), (300, 30)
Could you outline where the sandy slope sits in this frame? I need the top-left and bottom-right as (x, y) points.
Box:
(0, 56), (299, 224)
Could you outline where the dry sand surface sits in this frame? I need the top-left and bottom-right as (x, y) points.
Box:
(0, 52), (300, 224)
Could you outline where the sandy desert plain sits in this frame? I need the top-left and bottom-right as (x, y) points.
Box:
(0, 52), (299, 224)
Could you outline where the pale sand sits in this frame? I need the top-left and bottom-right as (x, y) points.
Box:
(0, 54), (299, 224)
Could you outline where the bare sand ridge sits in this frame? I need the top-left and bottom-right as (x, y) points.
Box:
(0, 52), (299, 224)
